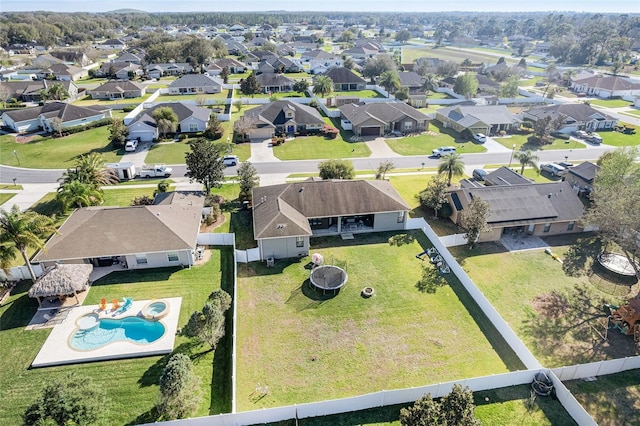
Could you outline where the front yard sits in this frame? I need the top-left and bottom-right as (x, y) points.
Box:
(236, 231), (518, 411)
(494, 134), (586, 151)
(0, 249), (234, 425)
(385, 121), (487, 156)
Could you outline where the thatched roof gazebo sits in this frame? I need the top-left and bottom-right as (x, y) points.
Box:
(28, 264), (93, 306)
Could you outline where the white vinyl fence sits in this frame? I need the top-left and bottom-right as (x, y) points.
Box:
(235, 248), (260, 263)
(438, 233), (468, 247)
(552, 357), (640, 381)
(0, 263), (44, 282)
(197, 233), (235, 246)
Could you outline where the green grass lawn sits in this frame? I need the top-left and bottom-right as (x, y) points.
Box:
(565, 370), (640, 425)
(269, 384), (574, 425)
(386, 122), (487, 156)
(236, 231), (518, 411)
(333, 90), (384, 99)
(518, 76), (545, 87)
(449, 234), (638, 367)
(72, 93), (153, 107)
(589, 98), (633, 108)
(427, 91), (456, 100)
(494, 134), (586, 152)
(102, 186), (175, 206)
(622, 109), (640, 117)
(272, 117), (370, 160)
(0, 249), (234, 425)
(402, 45), (521, 66)
(0, 192), (16, 205)
(154, 90), (230, 102)
(145, 137), (245, 165)
(599, 129), (640, 147)
(0, 127), (123, 169)
(0, 184), (23, 189)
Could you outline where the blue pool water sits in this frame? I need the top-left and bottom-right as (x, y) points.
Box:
(70, 316), (165, 351)
(147, 302), (167, 315)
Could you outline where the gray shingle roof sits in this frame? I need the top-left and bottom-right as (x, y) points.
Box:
(436, 105), (518, 126)
(323, 67), (366, 84)
(92, 80), (145, 92)
(3, 102), (107, 124)
(244, 100), (323, 127)
(484, 167), (533, 186)
(169, 74), (222, 88)
(568, 161), (599, 183)
(574, 75), (640, 91)
(34, 192), (204, 262)
(252, 180), (410, 239)
(339, 102), (429, 127)
(525, 104), (616, 123)
(130, 102), (210, 125)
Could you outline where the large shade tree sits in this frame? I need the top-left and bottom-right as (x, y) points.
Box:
(438, 153), (465, 186)
(0, 205), (57, 282)
(59, 153), (119, 188)
(152, 107), (179, 140)
(582, 148), (640, 278)
(184, 138), (225, 195)
(378, 70), (400, 97)
(237, 161), (259, 202)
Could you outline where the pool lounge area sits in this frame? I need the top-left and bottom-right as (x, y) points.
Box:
(31, 298), (181, 368)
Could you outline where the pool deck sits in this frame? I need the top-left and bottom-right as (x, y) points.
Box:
(31, 298), (181, 368)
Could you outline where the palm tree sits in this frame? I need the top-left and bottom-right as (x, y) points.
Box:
(514, 150), (539, 174)
(421, 73), (437, 95)
(59, 153), (119, 188)
(312, 75), (333, 98)
(0, 205), (57, 282)
(379, 70), (400, 97)
(57, 181), (104, 212)
(438, 153), (465, 186)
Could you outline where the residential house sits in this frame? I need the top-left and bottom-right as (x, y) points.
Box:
(97, 61), (143, 80)
(436, 105), (519, 135)
(211, 58), (247, 74)
(565, 161), (600, 197)
(523, 104), (618, 134)
(146, 63), (194, 79)
(1, 102), (110, 133)
(483, 59), (527, 78)
(87, 81), (146, 100)
(483, 167), (533, 187)
(114, 51), (144, 65)
(339, 102), (430, 137)
(32, 54), (66, 69)
(341, 45), (379, 63)
(168, 74), (223, 95)
(241, 99), (324, 139)
(571, 75), (640, 98)
(96, 39), (127, 50)
(41, 63), (88, 81)
(397, 71), (428, 107)
(252, 179), (410, 260)
(301, 49), (344, 74)
(127, 103), (210, 142)
(255, 73), (295, 93)
(33, 191), (204, 270)
(440, 74), (500, 96)
(322, 67), (367, 92)
(49, 51), (92, 67)
(446, 180), (585, 242)
(1, 80), (79, 102)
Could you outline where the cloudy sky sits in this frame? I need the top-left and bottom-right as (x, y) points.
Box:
(2, 0), (636, 13)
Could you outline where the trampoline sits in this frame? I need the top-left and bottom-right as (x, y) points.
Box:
(598, 253), (639, 278)
(309, 265), (348, 294)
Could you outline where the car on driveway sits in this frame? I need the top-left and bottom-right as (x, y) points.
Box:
(473, 133), (487, 143)
(431, 146), (457, 158)
(540, 163), (566, 176)
(223, 155), (239, 166)
(124, 140), (138, 152)
(472, 169), (488, 181)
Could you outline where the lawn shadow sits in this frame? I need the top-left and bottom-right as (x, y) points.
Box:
(557, 234), (603, 277)
(91, 267), (181, 286)
(285, 280), (334, 311)
(229, 208), (255, 250)
(0, 281), (38, 331)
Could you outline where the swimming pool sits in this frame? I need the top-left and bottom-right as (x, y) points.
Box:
(70, 315), (166, 351)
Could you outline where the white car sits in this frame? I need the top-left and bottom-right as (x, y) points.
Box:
(540, 163), (566, 176)
(431, 146), (457, 158)
(473, 133), (487, 143)
(124, 140), (138, 152)
(223, 155), (239, 166)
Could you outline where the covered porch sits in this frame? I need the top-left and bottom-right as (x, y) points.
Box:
(310, 214), (374, 236)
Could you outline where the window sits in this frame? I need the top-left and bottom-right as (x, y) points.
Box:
(309, 218), (323, 226)
(135, 254), (148, 264)
(404, 121), (413, 129)
(189, 123), (198, 132)
(397, 211), (405, 223)
(296, 236), (304, 248)
(167, 252), (179, 262)
(543, 223), (551, 233)
(567, 221), (575, 231)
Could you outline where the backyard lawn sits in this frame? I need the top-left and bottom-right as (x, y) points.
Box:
(154, 90), (230, 102)
(0, 248), (234, 425)
(385, 122), (487, 156)
(565, 370), (640, 426)
(236, 231), (519, 411)
(449, 234), (639, 367)
(72, 93), (153, 107)
(494, 134), (586, 152)
(333, 89), (384, 99)
(0, 127), (123, 168)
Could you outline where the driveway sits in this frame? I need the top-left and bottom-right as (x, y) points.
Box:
(120, 141), (153, 167)
(247, 138), (279, 163)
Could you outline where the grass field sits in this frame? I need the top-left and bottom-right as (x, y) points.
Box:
(622, 109), (640, 117)
(102, 186), (175, 206)
(0, 249), (234, 425)
(385, 122), (487, 156)
(402, 45), (521, 66)
(236, 231), (519, 411)
(449, 234), (638, 367)
(333, 89), (384, 99)
(0, 127), (123, 168)
(155, 90), (230, 102)
(72, 93), (153, 107)
(265, 384), (575, 425)
(599, 129), (640, 147)
(272, 117), (370, 160)
(565, 370), (640, 426)
(0, 192), (16, 205)
(589, 98), (633, 108)
(494, 134), (586, 152)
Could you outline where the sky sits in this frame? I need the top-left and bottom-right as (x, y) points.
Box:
(1, 0), (638, 13)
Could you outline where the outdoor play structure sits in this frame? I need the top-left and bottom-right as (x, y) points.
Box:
(416, 247), (450, 274)
(308, 253), (348, 295)
(607, 298), (640, 341)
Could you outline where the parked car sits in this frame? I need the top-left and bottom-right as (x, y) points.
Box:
(124, 140), (138, 152)
(540, 163), (566, 176)
(473, 133), (487, 143)
(472, 168), (488, 181)
(223, 155), (239, 166)
(139, 165), (172, 178)
(431, 146), (457, 158)
(574, 130), (589, 139)
(588, 133), (602, 144)
(558, 161), (574, 168)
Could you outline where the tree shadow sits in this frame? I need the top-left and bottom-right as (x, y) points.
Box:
(91, 267), (181, 286)
(285, 280), (334, 312)
(0, 281), (38, 331)
(561, 234), (603, 277)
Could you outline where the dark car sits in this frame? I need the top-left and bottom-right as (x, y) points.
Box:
(472, 169), (488, 181)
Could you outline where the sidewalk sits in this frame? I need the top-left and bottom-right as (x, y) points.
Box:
(0, 183), (58, 212)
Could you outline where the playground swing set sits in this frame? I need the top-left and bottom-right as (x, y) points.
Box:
(416, 247), (450, 274)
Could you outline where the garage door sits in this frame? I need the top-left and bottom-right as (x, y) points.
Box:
(249, 128), (274, 141)
(360, 126), (381, 136)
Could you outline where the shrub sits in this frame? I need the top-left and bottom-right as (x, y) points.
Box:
(499, 130), (506, 136)
(178, 134), (187, 140)
(158, 353), (201, 420)
(123, 105), (137, 112)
